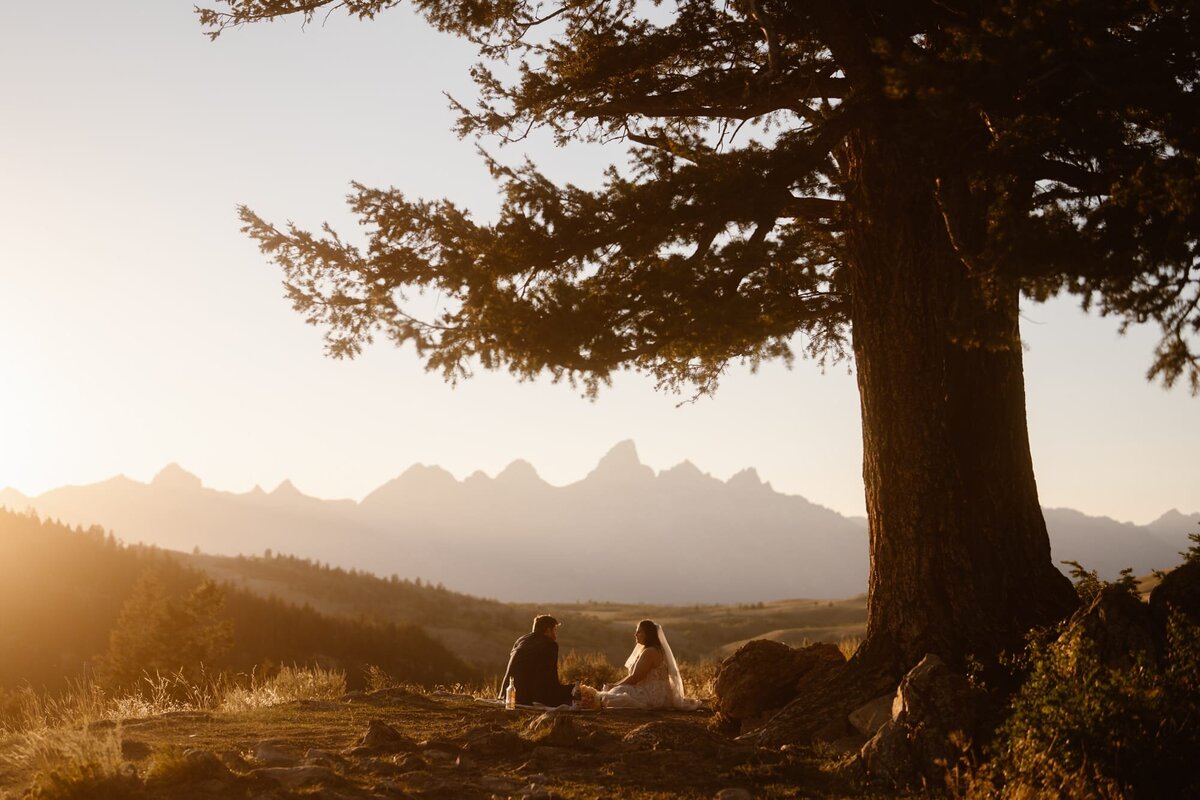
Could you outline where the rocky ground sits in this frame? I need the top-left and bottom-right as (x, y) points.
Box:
(0, 688), (897, 800)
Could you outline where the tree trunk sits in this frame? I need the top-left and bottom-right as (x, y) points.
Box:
(745, 123), (1078, 749)
(843, 128), (1078, 675)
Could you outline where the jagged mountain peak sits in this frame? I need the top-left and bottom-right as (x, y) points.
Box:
(271, 479), (303, 497)
(497, 459), (543, 484)
(398, 463), (458, 483)
(151, 463), (202, 491)
(586, 440), (654, 482)
(727, 467), (765, 487)
(658, 460), (716, 485)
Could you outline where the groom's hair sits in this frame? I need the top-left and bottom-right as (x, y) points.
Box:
(532, 615), (559, 635)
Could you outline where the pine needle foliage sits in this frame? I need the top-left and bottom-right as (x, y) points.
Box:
(197, 0), (1200, 395)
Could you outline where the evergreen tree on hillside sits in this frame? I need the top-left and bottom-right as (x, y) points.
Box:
(96, 572), (174, 688)
(97, 574), (233, 688)
(196, 0), (1198, 679)
(170, 580), (235, 677)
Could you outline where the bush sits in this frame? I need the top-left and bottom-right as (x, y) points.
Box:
(558, 650), (621, 688)
(960, 610), (1200, 798)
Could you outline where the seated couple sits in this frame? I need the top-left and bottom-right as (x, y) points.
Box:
(498, 615), (701, 710)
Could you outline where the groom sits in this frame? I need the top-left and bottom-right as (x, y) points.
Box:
(498, 615), (577, 706)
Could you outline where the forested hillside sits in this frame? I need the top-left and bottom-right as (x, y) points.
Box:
(0, 509), (475, 691)
(186, 550), (868, 668)
(188, 550), (641, 666)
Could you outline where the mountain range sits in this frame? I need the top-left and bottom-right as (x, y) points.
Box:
(2, 441), (1195, 603)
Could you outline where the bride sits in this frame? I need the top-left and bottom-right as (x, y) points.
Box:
(599, 620), (702, 710)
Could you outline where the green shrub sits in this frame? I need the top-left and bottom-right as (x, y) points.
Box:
(963, 610), (1200, 798)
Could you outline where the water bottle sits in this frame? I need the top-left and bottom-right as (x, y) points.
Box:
(505, 677), (517, 710)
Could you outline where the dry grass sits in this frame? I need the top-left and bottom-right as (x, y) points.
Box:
(218, 664), (345, 711)
(0, 665), (344, 737)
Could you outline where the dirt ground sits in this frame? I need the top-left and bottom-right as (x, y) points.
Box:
(0, 688), (898, 799)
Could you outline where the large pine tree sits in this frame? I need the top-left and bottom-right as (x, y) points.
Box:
(197, 1), (1198, 679)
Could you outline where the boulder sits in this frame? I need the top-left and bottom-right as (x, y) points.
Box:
(1150, 558), (1200, 630)
(848, 694), (893, 737)
(892, 655), (978, 775)
(740, 642), (899, 749)
(524, 713), (582, 748)
(359, 719), (418, 752)
(714, 640), (846, 733)
(253, 739), (301, 766)
(860, 719), (914, 788)
(858, 654), (982, 789)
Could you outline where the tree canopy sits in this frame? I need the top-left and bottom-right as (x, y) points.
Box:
(198, 0), (1198, 687)
(200, 0), (1199, 395)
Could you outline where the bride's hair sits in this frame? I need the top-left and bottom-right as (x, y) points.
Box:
(636, 619), (662, 649)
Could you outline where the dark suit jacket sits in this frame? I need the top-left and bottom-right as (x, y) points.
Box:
(498, 632), (574, 706)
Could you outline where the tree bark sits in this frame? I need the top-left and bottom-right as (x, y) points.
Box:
(843, 126), (1078, 675)
(746, 122), (1078, 749)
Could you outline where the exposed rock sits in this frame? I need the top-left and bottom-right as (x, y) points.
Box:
(392, 753), (428, 772)
(848, 693), (893, 737)
(303, 748), (344, 767)
(359, 719), (418, 752)
(1150, 559), (1200, 629)
(860, 719), (913, 788)
(525, 712), (582, 748)
(859, 654), (982, 789)
(463, 725), (531, 757)
(251, 765), (336, 788)
(253, 740), (301, 766)
(740, 642), (900, 748)
(811, 716), (851, 743)
(1066, 585), (1158, 669)
(714, 640), (846, 733)
(715, 789), (753, 800)
(397, 769), (441, 790)
(621, 719), (725, 757)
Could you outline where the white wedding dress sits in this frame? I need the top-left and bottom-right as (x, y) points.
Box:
(599, 625), (702, 710)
